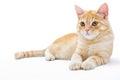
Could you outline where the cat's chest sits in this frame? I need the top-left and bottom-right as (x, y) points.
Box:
(87, 45), (97, 56)
(80, 43), (101, 57)
(83, 42), (109, 56)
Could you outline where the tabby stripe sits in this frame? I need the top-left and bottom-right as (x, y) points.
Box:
(23, 52), (25, 58)
(92, 56), (105, 66)
(26, 51), (29, 57)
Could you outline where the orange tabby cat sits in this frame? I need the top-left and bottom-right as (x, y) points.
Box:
(15, 3), (114, 70)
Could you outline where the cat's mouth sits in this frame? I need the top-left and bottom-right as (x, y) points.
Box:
(86, 31), (90, 35)
(81, 31), (99, 40)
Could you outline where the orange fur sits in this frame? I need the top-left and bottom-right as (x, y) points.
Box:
(15, 3), (114, 70)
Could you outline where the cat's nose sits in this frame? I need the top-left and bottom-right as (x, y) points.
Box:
(85, 28), (90, 32)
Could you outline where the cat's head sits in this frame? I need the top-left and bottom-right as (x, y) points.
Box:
(75, 3), (110, 40)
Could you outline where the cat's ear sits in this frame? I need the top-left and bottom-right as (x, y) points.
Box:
(75, 5), (84, 18)
(97, 3), (108, 19)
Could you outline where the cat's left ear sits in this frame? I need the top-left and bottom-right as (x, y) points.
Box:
(97, 3), (108, 19)
(75, 5), (84, 18)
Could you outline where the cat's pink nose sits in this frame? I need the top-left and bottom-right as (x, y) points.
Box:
(85, 28), (90, 32)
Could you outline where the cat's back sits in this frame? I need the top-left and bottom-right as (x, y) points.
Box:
(48, 33), (78, 59)
(53, 33), (78, 44)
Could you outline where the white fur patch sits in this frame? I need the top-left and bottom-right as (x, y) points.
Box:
(15, 52), (23, 59)
(69, 62), (81, 70)
(45, 49), (55, 61)
(81, 60), (97, 70)
(84, 34), (96, 40)
(81, 30), (99, 40)
(100, 26), (107, 30)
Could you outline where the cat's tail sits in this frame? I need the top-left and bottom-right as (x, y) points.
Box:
(15, 49), (46, 59)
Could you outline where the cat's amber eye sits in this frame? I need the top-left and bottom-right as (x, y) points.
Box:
(80, 21), (85, 26)
(92, 21), (98, 26)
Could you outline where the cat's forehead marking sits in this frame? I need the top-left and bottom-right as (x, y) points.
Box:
(80, 11), (100, 25)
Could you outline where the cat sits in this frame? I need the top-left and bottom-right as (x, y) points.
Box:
(15, 3), (114, 70)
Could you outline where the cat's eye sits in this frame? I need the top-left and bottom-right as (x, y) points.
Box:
(92, 21), (98, 26)
(80, 21), (85, 26)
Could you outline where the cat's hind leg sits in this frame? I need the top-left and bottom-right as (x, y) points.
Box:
(45, 49), (55, 61)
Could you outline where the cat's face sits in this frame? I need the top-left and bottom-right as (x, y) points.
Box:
(75, 3), (109, 40)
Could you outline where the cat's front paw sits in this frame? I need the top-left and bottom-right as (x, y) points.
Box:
(81, 61), (96, 70)
(69, 62), (81, 70)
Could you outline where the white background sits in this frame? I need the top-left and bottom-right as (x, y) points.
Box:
(0, 0), (120, 80)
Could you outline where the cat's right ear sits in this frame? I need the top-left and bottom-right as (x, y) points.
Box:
(97, 3), (108, 19)
(75, 5), (84, 18)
